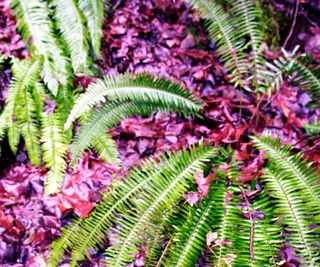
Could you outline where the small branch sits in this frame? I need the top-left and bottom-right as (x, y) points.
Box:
(283, 0), (299, 49)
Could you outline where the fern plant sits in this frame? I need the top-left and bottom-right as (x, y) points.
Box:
(2, 0), (203, 194)
(49, 135), (320, 266)
(187, 0), (320, 100)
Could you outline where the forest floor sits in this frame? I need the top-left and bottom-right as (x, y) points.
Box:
(0, 0), (320, 266)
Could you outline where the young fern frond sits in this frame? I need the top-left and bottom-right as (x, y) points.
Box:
(186, 0), (247, 87)
(41, 112), (68, 195)
(65, 72), (203, 128)
(54, 0), (89, 73)
(49, 142), (216, 266)
(11, 0), (69, 95)
(251, 133), (320, 214)
(262, 168), (320, 266)
(232, 0), (265, 89)
(78, 0), (107, 57)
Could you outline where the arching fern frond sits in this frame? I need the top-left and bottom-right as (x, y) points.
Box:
(186, 0), (247, 88)
(65, 73), (203, 128)
(78, 0), (106, 57)
(231, 0), (265, 90)
(11, 0), (70, 95)
(262, 168), (320, 266)
(54, 0), (89, 73)
(251, 133), (320, 215)
(49, 142), (216, 266)
(41, 112), (68, 195)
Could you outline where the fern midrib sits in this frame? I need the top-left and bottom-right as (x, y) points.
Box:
(270, 172), (316, 266)
(176, 202), (213, 267)
(263, 142), (320, 207)
(113, 157), (207, 266)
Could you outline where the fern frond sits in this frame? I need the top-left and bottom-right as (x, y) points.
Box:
(65, 72), (203, 128)
(78, 0), (106, 57)
(232, 0), (265, 89)
(11, 0), (70, 95)
(263, 168), (320, 266)
(162, 182), (225, 267)
(49, 219), (83, 267)
(287, 54), (320, 107)
(94, 134), (121, 164)
(186, 0), (247, 87)
(49, 142), (215, 266)
(263, 47), (298, 96)
(17, 89), (41, 166)
(104, 143), (215, 267)
(54, 0), (89, 73)
(232, 195), (281, 266)
(41, 112), (68, 195)
(251, 133), (320, 214)
(3, 58), (42, 155)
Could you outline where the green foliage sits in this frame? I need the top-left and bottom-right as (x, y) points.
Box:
(49, 142), (216, 266)
(54, 0), (89, 73)
(41, 112), (68, 195)
(11, 0), (69, 95)
(78, 0), (107, 57)
(49, 134), (320, 266)
(187, 0), (319, 100)
(65, 72), (203, 129)
(1, 58), (42, 163)
(252, 133), (320, 265)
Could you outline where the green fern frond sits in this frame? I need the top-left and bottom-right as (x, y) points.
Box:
(49, 219), (83, 267)
(17, 89), (41, 166)
(11, 0), (70, 95)
(287, 54), (320, 107)
(162, 182), (225, 267)
(41, 112), (68, 195)
(78, 0), (106, 57)
(231, 196), (281, 266)
(232, 0), (265, 89)
(186, 0), (247, 87)
(251, 133), (320, 214)
(263, 47), (298, 96)
(3, 58), (42, 155)
(54, 0), (89, 73)
(263, 168), (320, 266)
(49, 142), (215, 266)
(65, 72), (203, 128)
(94, 133), (121, 164)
